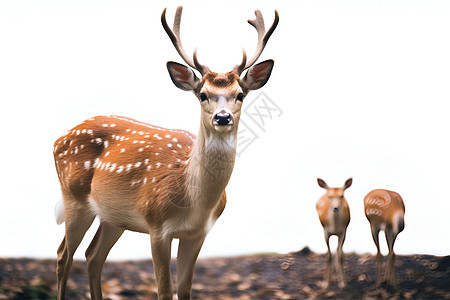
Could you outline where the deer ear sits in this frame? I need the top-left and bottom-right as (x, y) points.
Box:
(343, 178), (353, 190)
(167, 62), (200, 91)
(241, 60), (274, 91)
(317, 178), (329, 190)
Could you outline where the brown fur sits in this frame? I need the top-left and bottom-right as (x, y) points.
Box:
(54, 115), (226, 230)
(203, 72), (240, 88)
(55, 6), (277, 299)
(316, 189), (351, 229)
(315, 179), (352, 289)
(364, 189), (405, 225)
(363, 189), (405, 286)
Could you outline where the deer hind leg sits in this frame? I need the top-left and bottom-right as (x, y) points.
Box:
(370, 224), (382, 285)
(176, 236), (206, 300)
(385, 227), (398, 286)
(336, 231), (347, 288)
(85, 222), (124, 300)
(57, 197), (95, 300)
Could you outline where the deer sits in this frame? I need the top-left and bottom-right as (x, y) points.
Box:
(364, 189), (405, 286)
(316, 178), (353, 289)
(53, 6), (279, 300)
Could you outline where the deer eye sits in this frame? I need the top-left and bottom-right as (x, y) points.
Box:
(236, 93), (244, 101)
(199, 93), (208, 102)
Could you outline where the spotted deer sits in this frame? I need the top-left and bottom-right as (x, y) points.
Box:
(316, 178), (352, 288)
(364, 189), (405, 286)
(53, 6), (278, 300)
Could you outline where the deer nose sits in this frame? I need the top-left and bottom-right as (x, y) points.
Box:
(333, 207), (339, 213)
(213, 113), (232, 126)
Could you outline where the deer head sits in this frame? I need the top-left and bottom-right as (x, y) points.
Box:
(162, 7), (279, 135)
(317, 178), (353, 213)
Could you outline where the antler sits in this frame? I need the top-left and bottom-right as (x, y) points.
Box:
(162, 7), (211, 75)
(232, 10), (279, 76)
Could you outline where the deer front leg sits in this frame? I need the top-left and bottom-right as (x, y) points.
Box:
(176, 236), (206, 300)
(151, 235), (174, 300)
(323, 232), (332, 289)
(336, 231), (347, 288)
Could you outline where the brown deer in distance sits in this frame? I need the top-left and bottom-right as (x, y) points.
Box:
(53, 6), (278, 300)
(364, 189), (405, 286)
(316, 178), (352, 288)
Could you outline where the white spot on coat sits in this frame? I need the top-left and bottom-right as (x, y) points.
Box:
(93, 158), (100, 168)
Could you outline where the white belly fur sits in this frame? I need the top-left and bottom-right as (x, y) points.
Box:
(88, 195), (149, 233)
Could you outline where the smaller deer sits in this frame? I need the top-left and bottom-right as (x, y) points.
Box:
(364, 189), (405, 286)
(316, 178), (352, 288)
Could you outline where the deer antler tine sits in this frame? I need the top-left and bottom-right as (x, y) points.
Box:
(162, 7), (210, 75)
(232, 48), (247, 75)
(264, 10), (279, 44)
(161, 8), (175, 43)
(248, 10), (265, 36)
(193, 48), (211, 74)
(173, 6), (183, 37)
(233, 9), (279, 76)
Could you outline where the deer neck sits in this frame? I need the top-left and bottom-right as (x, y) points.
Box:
(185, 123), (237, 209)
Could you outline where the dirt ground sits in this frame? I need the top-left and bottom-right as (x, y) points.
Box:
(1, 247), (449, 299)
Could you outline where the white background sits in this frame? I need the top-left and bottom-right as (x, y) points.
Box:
(1, 0), (449, 260)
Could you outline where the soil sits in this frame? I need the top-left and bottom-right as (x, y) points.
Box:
(1, 248), (449, 299)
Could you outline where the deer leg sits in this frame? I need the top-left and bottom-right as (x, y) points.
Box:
(323, 232), (332, 289)
(57, 199), (95, 300)
(336, 231), (347, 288)
(85, 222), (124, 300)
(176, 236), (206, 300)
(385, 227), (398, 286)
(151, 234), (174, 300)
(370, 224), (382, 285)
